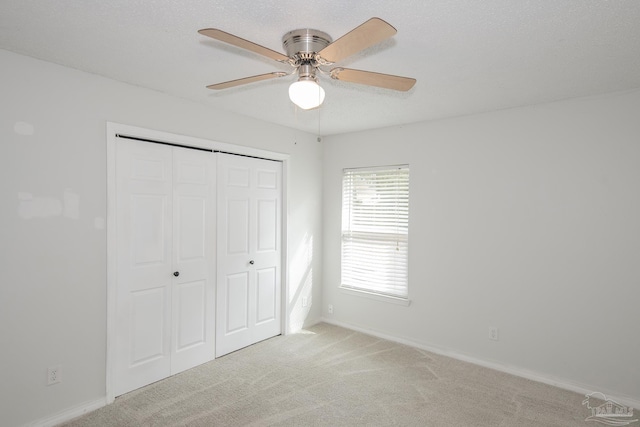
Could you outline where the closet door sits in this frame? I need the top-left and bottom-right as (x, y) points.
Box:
(171, 148), (216, 373)
(216, 153), (282, 357)
(114, 139), (215, 396)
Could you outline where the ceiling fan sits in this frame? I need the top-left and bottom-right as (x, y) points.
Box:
(198, 18), (416, 110)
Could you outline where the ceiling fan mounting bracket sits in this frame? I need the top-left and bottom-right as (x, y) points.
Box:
(329, 67), (344, 79)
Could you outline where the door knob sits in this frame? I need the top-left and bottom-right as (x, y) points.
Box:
(173, 271), (180, 277)
(249, 260), (255, 265)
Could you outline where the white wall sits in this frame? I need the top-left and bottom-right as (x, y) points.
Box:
(0, 49), (323, 427)
(322, 89), (640, 403)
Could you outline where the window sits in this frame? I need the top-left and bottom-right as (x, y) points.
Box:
(341, 165), (409, 300)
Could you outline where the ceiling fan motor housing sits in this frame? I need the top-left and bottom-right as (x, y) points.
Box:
(282, 29), (332, 63)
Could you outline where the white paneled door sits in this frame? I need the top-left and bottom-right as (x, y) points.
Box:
(216, 153), (282, 357)
(114, 139), (215, 396)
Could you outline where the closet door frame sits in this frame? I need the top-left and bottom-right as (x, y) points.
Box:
(106, 122), (290, 404)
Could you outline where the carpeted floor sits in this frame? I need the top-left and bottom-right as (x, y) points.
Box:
(63, 323), (610, 426)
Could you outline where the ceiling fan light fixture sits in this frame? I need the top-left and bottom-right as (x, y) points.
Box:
(200, 18), (416, 106)
(289, 78), (325, 110)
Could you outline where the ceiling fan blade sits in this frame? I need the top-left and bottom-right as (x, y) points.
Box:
(207, 72), (288, 90)
(330, 68), (416, 91)
(199, 28), (290, 63)
(317, 18), (397, 64)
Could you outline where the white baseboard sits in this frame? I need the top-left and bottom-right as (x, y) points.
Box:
(320, 317), (640, 410)
(29, 397), (107, 427)
(303, 317), (323, 329)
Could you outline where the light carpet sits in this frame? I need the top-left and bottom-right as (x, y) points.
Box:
(62, 323), (610, 426)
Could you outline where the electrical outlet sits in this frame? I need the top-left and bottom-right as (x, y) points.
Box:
(328, 304), (334, 314)
(47, 365), (61, 385)
(489, 327), (499, 341)
(302, 296), (308, 307)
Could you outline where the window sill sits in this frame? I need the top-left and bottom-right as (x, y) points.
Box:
(339, 286), (411, 306)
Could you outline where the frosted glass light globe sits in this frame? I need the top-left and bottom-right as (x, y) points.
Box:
(289, 80), (325, 110)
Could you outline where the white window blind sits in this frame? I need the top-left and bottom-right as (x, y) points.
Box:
(341, 165), (409, 299)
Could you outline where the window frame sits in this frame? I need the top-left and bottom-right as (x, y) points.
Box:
(340, 164), (410, 305)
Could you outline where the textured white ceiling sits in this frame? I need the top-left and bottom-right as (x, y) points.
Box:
(2, 0), (640, 135)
